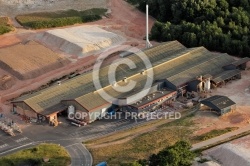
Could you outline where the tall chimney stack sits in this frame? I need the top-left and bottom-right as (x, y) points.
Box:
(146, 4), (152, 48)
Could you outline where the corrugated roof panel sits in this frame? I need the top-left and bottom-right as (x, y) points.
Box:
(212, 70), (241, 84)
(13, 40), (239, 115)
(201, 95), (236, 111)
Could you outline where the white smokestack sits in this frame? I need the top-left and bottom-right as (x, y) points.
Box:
(146, 4), (152, 48)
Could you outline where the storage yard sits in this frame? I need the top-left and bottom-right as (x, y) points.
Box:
(36, 26), (125, 56)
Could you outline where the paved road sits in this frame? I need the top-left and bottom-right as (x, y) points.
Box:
(191, 124), (250, 150)
(0, 138), (93, 166)
(65, 143), (93, 166)
(0, 110), (197, 166)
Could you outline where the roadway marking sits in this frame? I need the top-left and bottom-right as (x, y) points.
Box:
(0, 143), (34, 156)
(15, 137), (29, 143)
(0, 144), (8, 149)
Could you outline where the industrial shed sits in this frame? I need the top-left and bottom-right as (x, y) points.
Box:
(200, 95), (236, 115)
(211, 69), (241, 85)
(11, 41), (248, 125)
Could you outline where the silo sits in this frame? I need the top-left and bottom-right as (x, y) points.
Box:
(198, 76), (203, 92)
(67, 105), (75, 116)
(204, 78), (211, 91)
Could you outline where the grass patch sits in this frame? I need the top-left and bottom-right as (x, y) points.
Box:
(0, 17), (13, 35)
(86, 110), (198, 165)
(84, 118), (171, 145)
(163, 112), (196, 127)
(194, 127), (239, 141)
(0, 143), (70, 166)
(89, 127), (193, 165)
(16, 8), (108, 29)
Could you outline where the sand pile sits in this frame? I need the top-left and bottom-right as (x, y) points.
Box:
(206, 143), (250, 166)
(36, 25), (125, 57)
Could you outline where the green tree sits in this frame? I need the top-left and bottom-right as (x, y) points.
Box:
(133, 0), (250, 57)
(148, 140), (195, 166)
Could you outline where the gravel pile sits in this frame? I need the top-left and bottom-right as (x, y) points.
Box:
(36, 25), (125, 57)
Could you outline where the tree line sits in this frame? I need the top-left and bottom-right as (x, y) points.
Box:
(128, 0), (250, 57)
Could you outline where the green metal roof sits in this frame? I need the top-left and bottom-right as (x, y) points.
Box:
(13, 41), (186, 114)
(13, 40), (239, 114)
(231, 57), (250, 66)
(75, 48), (235, 111)
(212, 69), (241, 84)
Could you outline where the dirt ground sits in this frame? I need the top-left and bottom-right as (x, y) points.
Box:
(231, 135), (250, 148)
(193, 63), (250, 135)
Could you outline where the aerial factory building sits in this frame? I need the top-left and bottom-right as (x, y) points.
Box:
(12, 41), (249, 124)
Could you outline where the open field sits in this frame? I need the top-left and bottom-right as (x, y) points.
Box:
(0, 143), (70, 166)
(0, 17), (13, 35)
(0, 41), (70, 80)
(16, 8), (107, 29)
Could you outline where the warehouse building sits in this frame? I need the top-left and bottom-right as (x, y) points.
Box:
(200, 95), (236, 115)
(12, 41), (249, 125)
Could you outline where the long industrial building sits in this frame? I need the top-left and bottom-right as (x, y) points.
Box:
(12, 41), (249, 124)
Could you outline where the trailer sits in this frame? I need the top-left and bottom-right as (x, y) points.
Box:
(67, 118), (87, 126)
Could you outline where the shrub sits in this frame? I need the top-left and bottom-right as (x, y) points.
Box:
(0, 25), (12, 35)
